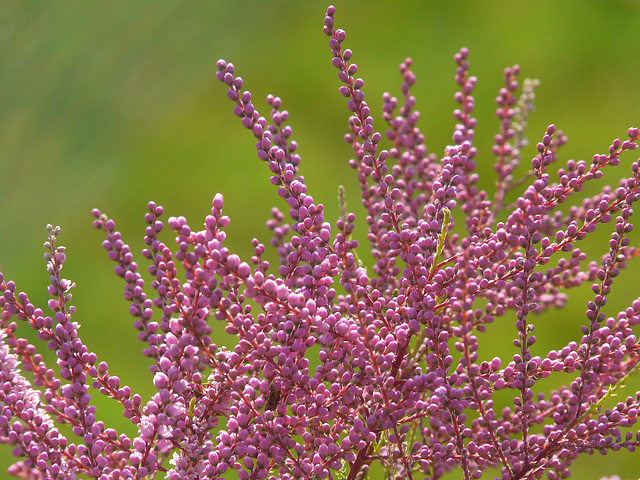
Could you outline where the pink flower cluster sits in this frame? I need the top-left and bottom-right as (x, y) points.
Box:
(2, 4), (640, 480)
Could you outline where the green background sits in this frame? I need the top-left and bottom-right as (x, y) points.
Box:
(1, 0), (640, 477)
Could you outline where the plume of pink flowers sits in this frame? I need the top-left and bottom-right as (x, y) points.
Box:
(1, 5), (640, 480)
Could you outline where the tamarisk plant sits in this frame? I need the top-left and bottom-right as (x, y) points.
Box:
(2, 4), (640, 480)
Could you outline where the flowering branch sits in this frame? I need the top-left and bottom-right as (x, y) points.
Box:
(1, 5), (640, 480)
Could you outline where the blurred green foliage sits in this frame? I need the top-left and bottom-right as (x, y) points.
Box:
(1, 0), (640, 477)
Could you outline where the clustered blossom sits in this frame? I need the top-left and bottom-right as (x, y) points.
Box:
(2, 5), (640, 480)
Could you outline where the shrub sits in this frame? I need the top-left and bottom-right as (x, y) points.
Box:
(1, 5), (639, 480)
